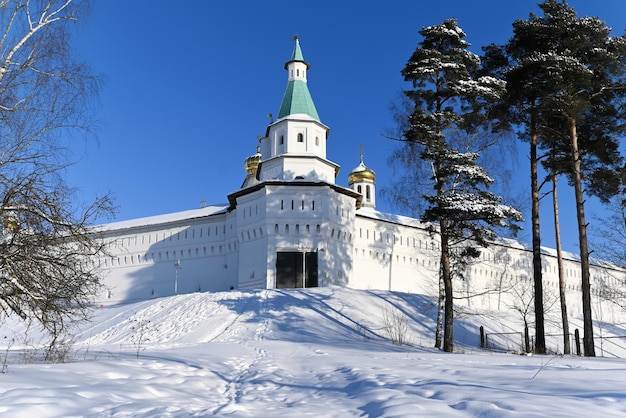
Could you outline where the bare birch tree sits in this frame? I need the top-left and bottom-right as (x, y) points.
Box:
(0, 0), (114, 353)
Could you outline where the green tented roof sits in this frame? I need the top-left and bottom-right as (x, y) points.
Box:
(277, 79), (320, 121)
(276, 39), (319, 121)
(291, 40), (305, 62)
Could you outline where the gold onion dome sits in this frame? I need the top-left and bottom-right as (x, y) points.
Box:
(244, 146), (262, 175)
(348, 156), (375, 184)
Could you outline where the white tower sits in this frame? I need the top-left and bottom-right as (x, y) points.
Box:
(229, 37), (360, 290)
(257, 37), (339, 183)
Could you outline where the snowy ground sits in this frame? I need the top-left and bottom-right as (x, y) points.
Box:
(1, 287), (626, 417)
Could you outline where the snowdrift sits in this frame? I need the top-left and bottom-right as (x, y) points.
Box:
(1, 287), (626, 417)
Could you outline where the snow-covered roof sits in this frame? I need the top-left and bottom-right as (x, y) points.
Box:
(356, 207), (428, 228)
(98, 204), (229, 232)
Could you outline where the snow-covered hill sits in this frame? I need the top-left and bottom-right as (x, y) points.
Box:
(1, 287), (626, 417)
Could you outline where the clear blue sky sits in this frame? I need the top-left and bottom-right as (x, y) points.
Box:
(67, 1), (626, 255)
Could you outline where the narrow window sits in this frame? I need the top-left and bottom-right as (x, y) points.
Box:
(357, 185), (362, 194)
(295, 224), (300, 234)
(366, 185), (371, 201)
(285, 224), (290, 234)
(297, 133), (304, 142)
(280, 135), (284, 145)
(274, 224), (279, 233)
(312, 200), (315, 211)
(301, 200), (304, 210)
(281, 200), (284, 210)
(315, 136), (319, 146)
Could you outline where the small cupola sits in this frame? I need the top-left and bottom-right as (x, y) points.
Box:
(241, 142), (262, 188)
(348, 150), (376, 209)
(244, 146), (262, 175)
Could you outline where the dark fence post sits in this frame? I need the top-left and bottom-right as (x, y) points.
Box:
(575, 329), (581, 356)
(480, 326), (485, 348)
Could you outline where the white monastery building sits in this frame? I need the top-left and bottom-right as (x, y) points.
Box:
(94, 39), (626, 326)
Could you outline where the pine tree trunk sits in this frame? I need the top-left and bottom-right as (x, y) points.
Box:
(441, 220), (454, 353)
(568, 118), (595, 357)
(530, 118), (546, 354)
(552, 174), (571, 355)
(552, 174), (571, 354)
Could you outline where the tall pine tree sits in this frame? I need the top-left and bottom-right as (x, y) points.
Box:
(490, 0), (626, 356)
(401, 19), (522, 352)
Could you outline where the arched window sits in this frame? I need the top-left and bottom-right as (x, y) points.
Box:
(366, 185), (371, 200)
(280, 135), (284, 145)
(297, 133), (304, 142)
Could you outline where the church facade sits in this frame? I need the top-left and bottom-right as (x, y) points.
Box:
(93, 40), (626, 327)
